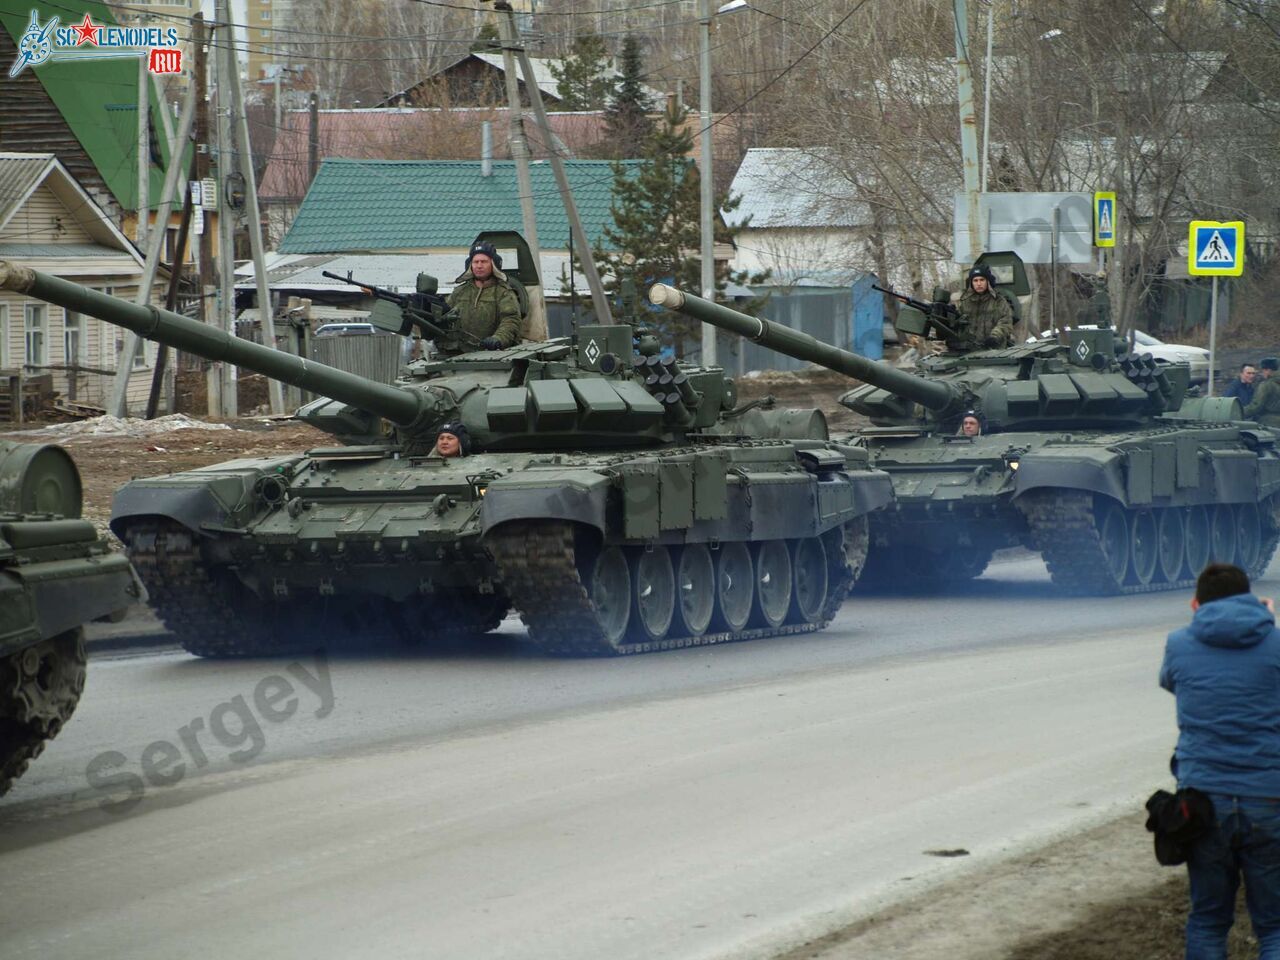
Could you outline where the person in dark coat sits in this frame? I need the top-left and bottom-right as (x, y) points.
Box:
(1244, 357), (1280, 426)
(1160, 562), (1280, 959)
(1221, 363), (1257, 407)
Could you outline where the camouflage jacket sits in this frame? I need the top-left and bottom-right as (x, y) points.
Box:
(444, 270), (522, 352)
(1244, 376), (1280, 425)
(952, 289), (1014, 351)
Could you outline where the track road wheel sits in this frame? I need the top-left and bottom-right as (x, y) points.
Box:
(588, 547), (631, 647)
(790, 537), (829, 625)
(1210, 505), (1237, 564)
(0, 628), (86, 796)
(1184, 506), (1211, 577)
(1235, 503), (1262, 573)
(1096, 499), (1130, 589)
(675, 544), (714, 637)
(752, 540), (793, 628)
(630, 547), (675, 643)
(1156, 508), (1185, 583)
(1129, 509), (1159, 586)
(714, 542), (753, 633)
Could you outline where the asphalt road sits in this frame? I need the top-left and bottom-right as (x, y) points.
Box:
(2, 556), (1263, 960)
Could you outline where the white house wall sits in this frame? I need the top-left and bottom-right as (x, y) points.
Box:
(0, 185), (94, 244)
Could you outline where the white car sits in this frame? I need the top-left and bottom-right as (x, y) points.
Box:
(1029, 326), (1209, 383)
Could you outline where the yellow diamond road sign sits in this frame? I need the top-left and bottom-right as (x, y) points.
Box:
(1189, 220), (1244, 277)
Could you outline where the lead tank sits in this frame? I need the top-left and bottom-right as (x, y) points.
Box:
(649, 282), (1280, 594)
(0, 440), (141, 794)
(0, 262), (893, 656)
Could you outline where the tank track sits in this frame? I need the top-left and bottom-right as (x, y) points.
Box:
(1016, 490), (1280, 595)
(125, 520), (503, 658)
(0, 628), (86, 796)
(487, 520), (862, 656)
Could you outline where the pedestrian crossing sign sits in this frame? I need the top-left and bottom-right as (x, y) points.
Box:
(1189, 220), (1244, 276)
(1094, 192), (1115, 247)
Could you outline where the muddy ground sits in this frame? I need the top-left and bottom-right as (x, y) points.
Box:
(0, 367), (1259, 957)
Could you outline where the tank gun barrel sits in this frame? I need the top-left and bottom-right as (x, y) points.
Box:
(0, 263), (425, 427)
(648, 284), (958, 414)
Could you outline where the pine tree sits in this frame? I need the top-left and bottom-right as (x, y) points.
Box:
(470, 22), (498, 53)
(595, 103), (767, 351)
(601, 35), (655, 159)
(549, 32), (614, 111)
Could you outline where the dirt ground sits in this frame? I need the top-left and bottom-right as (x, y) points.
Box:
(0, 377), (1259, 958)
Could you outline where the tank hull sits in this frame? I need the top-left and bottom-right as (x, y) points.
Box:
(0, 441), (144, 795)
(113, 443), (892, 656)
(858, 424), (1280, 593)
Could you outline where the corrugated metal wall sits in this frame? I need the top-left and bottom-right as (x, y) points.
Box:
(310, 333), (404, 383)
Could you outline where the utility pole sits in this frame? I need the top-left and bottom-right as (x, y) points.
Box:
(191, 14), (216, 413)
(952, 0), (982, 264)
(308, 91), (319, 186)
(698, 0), (717, 364)
(502, 2), (612, 327)
(108, 76), (198, 416)
(214, 0), (237, 417)
(225, 6), (284, 414)
(136, 57), (150, 248)
(493, 4), (548, 338)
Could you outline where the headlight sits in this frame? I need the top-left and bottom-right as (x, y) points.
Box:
(1007, 459), (1019, 471)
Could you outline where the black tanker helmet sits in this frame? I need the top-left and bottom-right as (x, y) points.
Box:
(966, 264), (997, 290)
(436, 421), (471, 454)
(465, 241), (502, 272)
(1262, 357), (1279, 371)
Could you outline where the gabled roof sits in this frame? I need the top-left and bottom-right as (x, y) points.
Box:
(383, 52), (665, 110)
(0, 0), (180, 212)
(259, 108), (609, 201)
(278, 158), (640, 254)
(0, 152), (142, 259)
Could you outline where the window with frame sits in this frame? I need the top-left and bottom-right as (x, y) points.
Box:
(24, 303), (46, 367)
(64, 311), (85, 368)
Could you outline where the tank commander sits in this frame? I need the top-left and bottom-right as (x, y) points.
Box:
(1221, 362), (1257, 408)
(443, 241), (522, 353)
(1243, 357), (1280, 426)
(952, 264), (1014, 352)
(433, 422), (471, 459)
(957, 411), (983, 437)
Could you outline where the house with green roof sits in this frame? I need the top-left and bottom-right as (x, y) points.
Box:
(0, 0), (184, 237)
(279, 157), (637, 258)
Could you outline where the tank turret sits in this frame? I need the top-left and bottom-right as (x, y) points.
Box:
(649, 281), (1280, 598)
(0, 261), (893, 657)
(649, 283), (1193, 431)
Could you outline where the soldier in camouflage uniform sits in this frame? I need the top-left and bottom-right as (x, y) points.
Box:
(952, 264), (1014, 352)
(1244, 357), (1280, 426)
(443, 241), (522, 354)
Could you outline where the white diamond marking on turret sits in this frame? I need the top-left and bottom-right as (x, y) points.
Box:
(1075, 339), (1091, 362)
(584, 338), (601, 365)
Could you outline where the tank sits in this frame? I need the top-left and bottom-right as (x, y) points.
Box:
(649, 281), (1280, 595)
(0, 440), (141, 794)
(0, 261), (893, 656)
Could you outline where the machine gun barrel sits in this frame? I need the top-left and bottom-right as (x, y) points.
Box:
(0, 263), (425, 427)
(648, 284), (957, 414)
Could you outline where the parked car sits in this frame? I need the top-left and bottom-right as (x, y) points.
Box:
(314, 321), (377, 337)
(1029, 326), (1209, 383)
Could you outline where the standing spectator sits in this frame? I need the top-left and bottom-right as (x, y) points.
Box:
(1244, 357), (1280, 426)
(1159, 563), (1280, 959)
(1221, 363), (1257, 407)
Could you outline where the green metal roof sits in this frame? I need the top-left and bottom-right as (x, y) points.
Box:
(0, 0), (181, 211)
(278, 158), (645, 254)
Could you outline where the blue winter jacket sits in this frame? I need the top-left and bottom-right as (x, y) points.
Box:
(1160, 593), (1280, 797)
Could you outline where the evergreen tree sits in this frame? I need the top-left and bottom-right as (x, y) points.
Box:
(601, 35), (655, 159)
(549, 32), (614, 111)
(595, 103), (767, 352)
(470, 22), (498, 53)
